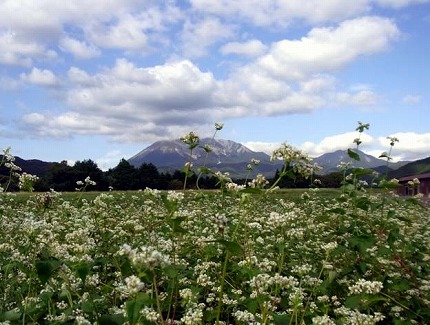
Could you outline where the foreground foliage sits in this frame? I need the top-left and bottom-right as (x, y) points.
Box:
(1, 188), (429, 324)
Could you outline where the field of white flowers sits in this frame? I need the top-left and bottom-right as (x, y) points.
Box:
(1, 123), (430, 324)
(1, 186), (429, 324)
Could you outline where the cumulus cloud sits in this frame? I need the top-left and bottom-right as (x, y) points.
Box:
(220, 39), (267, 57)
(0, 31), (57, 66)
(21, 60), (219, 142)
(189, 0), (371, 26)
(181, 17), (235, 57)
(336, 90), (378, 106)
(59, 37), (100, 59)
(297, 131), (430, 162)
(301, 132), (375, 157)
(242, 141), (282, 155)
(86, 14), (150, 51)
(377, 132), (430, 160)
(257, 16), (399, 80)
(18, 12), (401, 141)
(20, 68), (59, 87)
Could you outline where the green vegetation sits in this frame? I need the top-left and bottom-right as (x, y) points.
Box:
(1, 122), (429, 324)
(1, 186), (429, 324)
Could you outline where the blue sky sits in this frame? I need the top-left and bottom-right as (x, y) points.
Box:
(1, 0), (429, 170)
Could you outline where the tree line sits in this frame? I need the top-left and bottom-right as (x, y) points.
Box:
(1, 157), (345, 192)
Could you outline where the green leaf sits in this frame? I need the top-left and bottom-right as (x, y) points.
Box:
(240, 187), (263, 194)
(197, 167), (212, 175)
(391, 279), (411, 291)
(216, 239), (243, 256)
(2, 309), (22, 321)
(345, 295), (362, 308)
(329, 207), (346, 215)
(99, 314), (125, 325)
(272, 313), (291, 325)
(81, 300), (95, 313)
(328, 271), (337, 284)
(126, 300), (142, 325)
(170, 217), (187, 233)
(355, 197), (371, 211)
(163, 265), (180, 279)
(387, 210), (396, 218)
(35, 256), (62, 284)
(347, 148), (360, 161)
(348, 235), (377, 254)
(75, 262), (90, 283)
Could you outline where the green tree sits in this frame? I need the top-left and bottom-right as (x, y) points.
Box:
(73, 159), (108, 191)
(107, 159), (139, 190)
(137, 163), (160, 189)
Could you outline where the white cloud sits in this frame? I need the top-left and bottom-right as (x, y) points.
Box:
(242, 141), (282, 155)
(257, 16), (399, 80)
(301, 132), (375, 157)
(67, 67), (96, 86)
(336, 90), (378, 106)
(59, 37), (100, 59)
(220, 39), (267, 57)
(0, 31), (56, 66)
(377, 132), (430, 160)
(20, 68), (59, 87)
(189, 0), (370, 26)
(86, 14), (150, 51)
(96, 150), (132, 171)
(181, 17), (235, 57)
(22, 59), (219, 142)
(294, 131), (430, 162)
(376, 0), (429, 8)
(402, 95), (422, 104)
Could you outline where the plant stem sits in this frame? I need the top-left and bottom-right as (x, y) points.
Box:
(153, 272), (166, 325)
(215, 251), (230, 324)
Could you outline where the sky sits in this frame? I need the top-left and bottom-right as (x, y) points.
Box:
(1, 0), (429, 170)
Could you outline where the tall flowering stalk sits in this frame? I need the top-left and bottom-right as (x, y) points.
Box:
(348, 121), (370, 162)
(0, 147), (22, 192)
(244, 158), (260, 186)
(180, 131), (200, 190)
(341, 121), (373, 193)
(269, 143), (314, 190)
(379, 136), (399, 179)
(196, 122), (223, 189)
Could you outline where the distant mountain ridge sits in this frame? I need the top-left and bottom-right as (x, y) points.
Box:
(128, 138), (280, 178)
(1, 140), (423, 181)
(0, 155), (54, 177)
(313, 149), (410, 174)
(128, 139), (412, 178)
(388, 156), (430, 178)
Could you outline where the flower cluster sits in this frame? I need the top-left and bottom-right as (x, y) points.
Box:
(348, 279), (383, 295)
(248, 174), (269, 189)
(270, 142), (315, 178)
(119, 244), (170, 269)
(181, 131), (200, 150)
(18, 172), (39, 192)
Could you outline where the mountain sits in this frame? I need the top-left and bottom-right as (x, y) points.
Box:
(388, 156), (430, 179)
(314, 149), (409, 175)
(0, 155), (54, 177)
(129, 140), (412, 178)
(128, 138), (282, 178)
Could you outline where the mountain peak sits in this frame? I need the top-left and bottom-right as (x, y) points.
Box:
(128, 138), (277, 178)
